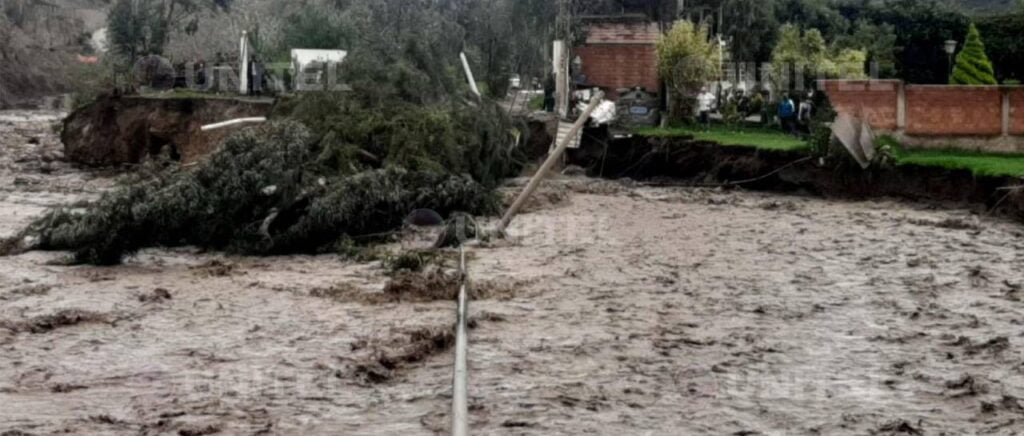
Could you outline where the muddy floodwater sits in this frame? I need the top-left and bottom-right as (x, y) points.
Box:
(2, 110), (1024, 435)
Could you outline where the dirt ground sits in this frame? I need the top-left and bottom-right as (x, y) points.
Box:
(2, 110), (1024, 435)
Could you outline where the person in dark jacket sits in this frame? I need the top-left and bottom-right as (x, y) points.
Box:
(250, 56), (264, 95)
(543, 73), (556, 112)
(778, 93), (797, 134)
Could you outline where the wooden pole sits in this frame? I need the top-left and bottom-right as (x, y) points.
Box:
(496, 91), (604, 236)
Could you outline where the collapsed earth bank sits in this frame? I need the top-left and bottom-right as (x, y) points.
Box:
(61, 95), (274, 166)
(569, 135), (1024, 224)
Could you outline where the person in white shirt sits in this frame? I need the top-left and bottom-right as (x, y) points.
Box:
(798, 91), (815, 130)
(697, 87), (715, 130)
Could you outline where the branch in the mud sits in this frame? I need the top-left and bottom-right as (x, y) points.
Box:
(0, 236), (24, 257)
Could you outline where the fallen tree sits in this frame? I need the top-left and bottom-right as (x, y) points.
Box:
(5, 26), (526, 265)
(17, 120), (505, 265)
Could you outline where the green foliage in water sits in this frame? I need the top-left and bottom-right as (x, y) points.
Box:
(20, 31), (524, 265)
(27, 122), (502, 265)
(275, 92), (521, 189)
(269, 36), (526, 189)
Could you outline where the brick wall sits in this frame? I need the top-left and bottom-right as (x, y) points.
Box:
(576, 45), (660, 96)
(1010, 88), (1024, 136)
(822, 80), (1024, 152)
(905, 86), (1003, 136)
(821, 80), (899, 131)
(823, 80), (1024, 137)
(576, 19), (661, 98)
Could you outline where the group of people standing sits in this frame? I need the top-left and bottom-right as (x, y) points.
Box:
(777, 92), (815, 135)
(543, 76), (819, 136)
(694, 87), (815, 135)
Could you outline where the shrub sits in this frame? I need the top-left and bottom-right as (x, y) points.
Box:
(721, 99), (743, 127)
(278, 6), (351, 56)
(951, 24), (997, 85)
(656, 21), (721, 124)
(527, 95), (544, 111)
(808, 90), (837, 155)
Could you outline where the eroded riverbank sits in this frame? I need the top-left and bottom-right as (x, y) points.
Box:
(1, 111), (1022, 434)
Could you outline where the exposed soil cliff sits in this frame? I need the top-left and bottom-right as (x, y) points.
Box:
(62, 95), (274, 166)
(568, 135), (1024, 224)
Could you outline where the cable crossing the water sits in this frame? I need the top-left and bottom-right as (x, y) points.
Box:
(451, 244), (469, 436)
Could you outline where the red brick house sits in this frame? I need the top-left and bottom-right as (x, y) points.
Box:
(574, 15), (661, 100)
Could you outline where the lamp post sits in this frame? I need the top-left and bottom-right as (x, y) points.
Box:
(571, 55), (582, 86)
(944, 39), (958, 81)
(717, 35), (726, 107)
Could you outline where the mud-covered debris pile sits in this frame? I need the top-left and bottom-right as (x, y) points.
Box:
(0, 309), (110, 334)
(351, 326), (456, 384)
(383, 269), (462, 302)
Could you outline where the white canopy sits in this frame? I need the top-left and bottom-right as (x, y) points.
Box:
(291, 49), (348, 71)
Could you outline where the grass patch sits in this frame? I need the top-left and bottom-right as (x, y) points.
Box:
(636, 125), (810, 151)
(527, 95), (544, 111)
(881, 137), (1024, 178)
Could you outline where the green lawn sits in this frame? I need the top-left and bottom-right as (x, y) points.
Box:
(636, 126), (810, 151)
(527, 95), (544, 111)
(881, 137), (1024, 178)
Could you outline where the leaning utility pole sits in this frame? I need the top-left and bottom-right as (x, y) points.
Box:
(497, 91), (605, 235)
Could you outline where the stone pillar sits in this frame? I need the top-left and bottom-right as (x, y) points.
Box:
(239, 31), (249, 96)
(897, 81), (907, 131)
(1002, 88), (1011, 136)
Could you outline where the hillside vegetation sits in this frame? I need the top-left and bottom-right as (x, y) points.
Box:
(0, 0), (108, 107)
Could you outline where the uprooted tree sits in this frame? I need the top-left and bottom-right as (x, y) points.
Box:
(23, 121), (503, 265)
(6, 33), (524, 265)
(12, 91), (520, 265)
(0, 0), (536, 265)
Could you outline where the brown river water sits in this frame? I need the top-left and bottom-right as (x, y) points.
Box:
(1, 110), (1023, 435)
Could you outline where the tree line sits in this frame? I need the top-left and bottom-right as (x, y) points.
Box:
(105, 0), (1024, 95)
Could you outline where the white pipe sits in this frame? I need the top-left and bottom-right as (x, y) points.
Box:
(460, 52), (481, 97)
(200, 117), (267, 132)
(452, 245), (470, 436)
